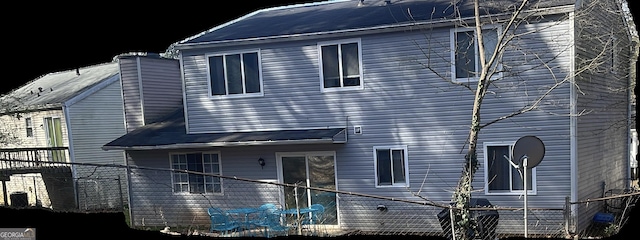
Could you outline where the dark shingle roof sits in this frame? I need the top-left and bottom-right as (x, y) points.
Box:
(103, 109), (346, 150)
(178, 0), (575, 46)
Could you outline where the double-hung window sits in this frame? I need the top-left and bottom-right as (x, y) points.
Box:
(318, 39), (363, 92)
(171, 152), (222, 194)
(374, 146), (409, 187)
(25, 117), (33, 137)
(451, 27), (500, 82)
(208, 50), (262, 97)
(484, 143), (536, 194)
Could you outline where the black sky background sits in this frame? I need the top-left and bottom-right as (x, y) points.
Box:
(3, 1), (640, 96)
(2, 1), (319, 95)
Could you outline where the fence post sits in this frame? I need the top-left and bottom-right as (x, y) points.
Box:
(564, 196), (572, 238)
(449, 207), (457, 240)
(118, 176), (124, 211)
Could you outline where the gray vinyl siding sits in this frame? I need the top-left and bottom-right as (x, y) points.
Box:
(178, 17), (574, 212)
(138, 57), (182, 124)
(66, 79), (128, 207)
(574, 0), (632, 230)
(126, 144), (337, 227)
(66, 80), (126, 167)
(119, 56), (183, 132)
(119, 58), (144, 132)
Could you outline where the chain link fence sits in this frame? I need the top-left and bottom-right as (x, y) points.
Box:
(1, 158), (638, 239)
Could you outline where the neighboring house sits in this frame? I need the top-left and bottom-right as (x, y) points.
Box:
(0, 54), (181, 210)
(103, 0), (637, 235)
(0, 62), (125, 209)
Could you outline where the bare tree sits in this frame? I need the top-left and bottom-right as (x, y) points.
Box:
(412, 0), (637, 239)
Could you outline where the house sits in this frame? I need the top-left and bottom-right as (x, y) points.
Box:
(0, 62), (124, 209)
(102, 0), (637, 236)
(0, 53), (182, 210)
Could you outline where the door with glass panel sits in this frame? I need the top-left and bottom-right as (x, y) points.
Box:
(278, 152), (338, 225)
(44, 117), (65, 162)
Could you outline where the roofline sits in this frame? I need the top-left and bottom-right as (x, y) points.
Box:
(102, 138), (345, 151)
(174, 4), (575, 51)
(175, 0), (346, 47)
(64, 74), (120, 107)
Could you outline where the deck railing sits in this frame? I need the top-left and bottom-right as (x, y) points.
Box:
(0, 147), (69, 169)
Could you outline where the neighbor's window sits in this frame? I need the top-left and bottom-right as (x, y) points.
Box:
(374, 146), (409, 187)
(208, 51), (262, 97)
(25, 117), (33, 137)
(171, 152), (222, 194)
(484, 143), (535, 194)
(319, 39), (363, 91)
(451, 27), (500, 81)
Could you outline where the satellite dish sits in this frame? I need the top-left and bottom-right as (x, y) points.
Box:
(512, 136), (545, 169)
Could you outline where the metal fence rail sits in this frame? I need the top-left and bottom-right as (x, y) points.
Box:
(0, 158), (638, 239)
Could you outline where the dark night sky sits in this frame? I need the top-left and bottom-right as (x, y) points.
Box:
(2, 1), (319, 95)
(3, 1), (640, 95)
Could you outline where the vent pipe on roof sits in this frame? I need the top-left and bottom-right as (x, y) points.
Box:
(358, 0), (364, 6)
(76, 68), (80, 75)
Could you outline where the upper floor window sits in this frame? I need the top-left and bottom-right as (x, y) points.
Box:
(451, 27), (500, 82)
(374, 145), (409, 187)
(25, 117), (33, 137)
(170, 152), (222, 194)
(207, 50), (263, 98)
(484, 143), (536, 195)
(318, 39), (363, 92)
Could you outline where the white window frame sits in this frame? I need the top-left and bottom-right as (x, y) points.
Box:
(318, 38), (364, 93)
(206, 49), (264, 99)
(373, 145), (409, 188)
(483, 142), (537, 195)
(450, 26), (502, 83)
(25, 117), (33, 137)
(169, 151), (223, 195)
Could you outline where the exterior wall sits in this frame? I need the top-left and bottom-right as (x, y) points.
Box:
(0, 109), (69, 150)
(138, 57), (182, 124)
(118, 56), (182, 133)
(179, 17), (574, 211)
(118, 57), (144, 132)
(574, 0), (633, 230)
(126, 145), (337, 226)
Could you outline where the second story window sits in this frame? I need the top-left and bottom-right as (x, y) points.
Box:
(208, 51), (263, 97)
(25, 117), (33, 137)
(451, 27), (500, 82)
(319, 39), (363, 92)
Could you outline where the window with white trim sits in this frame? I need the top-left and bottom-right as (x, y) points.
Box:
(484, 143), (536, 194)
(374, 146), (409, 187)
(208, 51), (262, 97)
(451, 27), (500, 82)
(170, 152), (222, 194)
(25, 117), (33, 137)
(319, 39), (363, 91)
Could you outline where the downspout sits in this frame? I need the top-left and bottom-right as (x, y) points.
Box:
(568, 11), (578, 234)
(62, 104), (79, 209)
(116, 58), (135, 226)
(178, 51), (190, 134)
(136, 57), (146, 126)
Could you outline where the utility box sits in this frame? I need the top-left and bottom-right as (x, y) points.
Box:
(10, 191), (28, 208)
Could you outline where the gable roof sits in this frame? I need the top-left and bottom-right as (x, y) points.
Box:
(102, 108), (347, 150)
(1, 62), (120, 113)
(176, 0), (575, 48)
